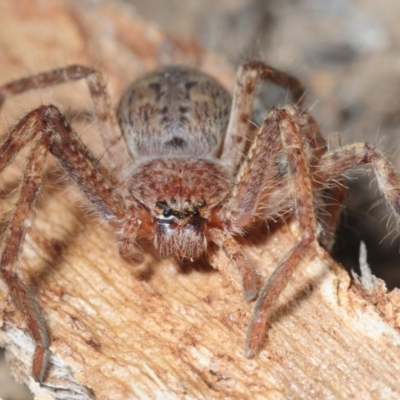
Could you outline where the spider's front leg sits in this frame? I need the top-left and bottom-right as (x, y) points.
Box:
(0, 105), (131, 381)
(227, 106), (321, 358)
(1, 135), (51, 382)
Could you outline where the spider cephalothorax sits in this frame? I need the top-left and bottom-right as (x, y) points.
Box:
(129, 156), (232, 259)
(2, 61), (400, 383)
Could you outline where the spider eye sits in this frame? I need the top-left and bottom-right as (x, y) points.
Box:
(196, 200), (205, 208)
(163, 210), (170, 217)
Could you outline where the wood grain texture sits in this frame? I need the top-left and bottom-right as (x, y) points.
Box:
(0, 1), (400, 399)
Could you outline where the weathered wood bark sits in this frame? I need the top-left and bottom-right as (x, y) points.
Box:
(0, 1), (400, 399)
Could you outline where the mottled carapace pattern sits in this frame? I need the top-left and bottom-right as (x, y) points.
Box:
(1, 61), (400, 383)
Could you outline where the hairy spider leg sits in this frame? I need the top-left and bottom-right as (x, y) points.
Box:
(0, 65), (131, 171)
(0, 104), (129, 380)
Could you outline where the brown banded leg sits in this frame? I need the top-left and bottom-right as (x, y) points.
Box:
(209, 230), (257, 301)
(317, 142), (400, 224)
(221, 61), (306, 171)
(317, 184), (347, 251)
(0, 104), (126, 380)
(1, 136), (50, 382)
(246, 108), (319, 357)
(0, 105), (125, 221)
(226, 106), (320, 357)
(285, 105), (344, 251)
(0, 65), (131, 170)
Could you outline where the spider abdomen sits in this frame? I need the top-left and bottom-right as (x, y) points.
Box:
(117, 65), (232, 158)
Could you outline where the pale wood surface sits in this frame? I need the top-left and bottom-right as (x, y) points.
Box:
(0, 1), (400, 399)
